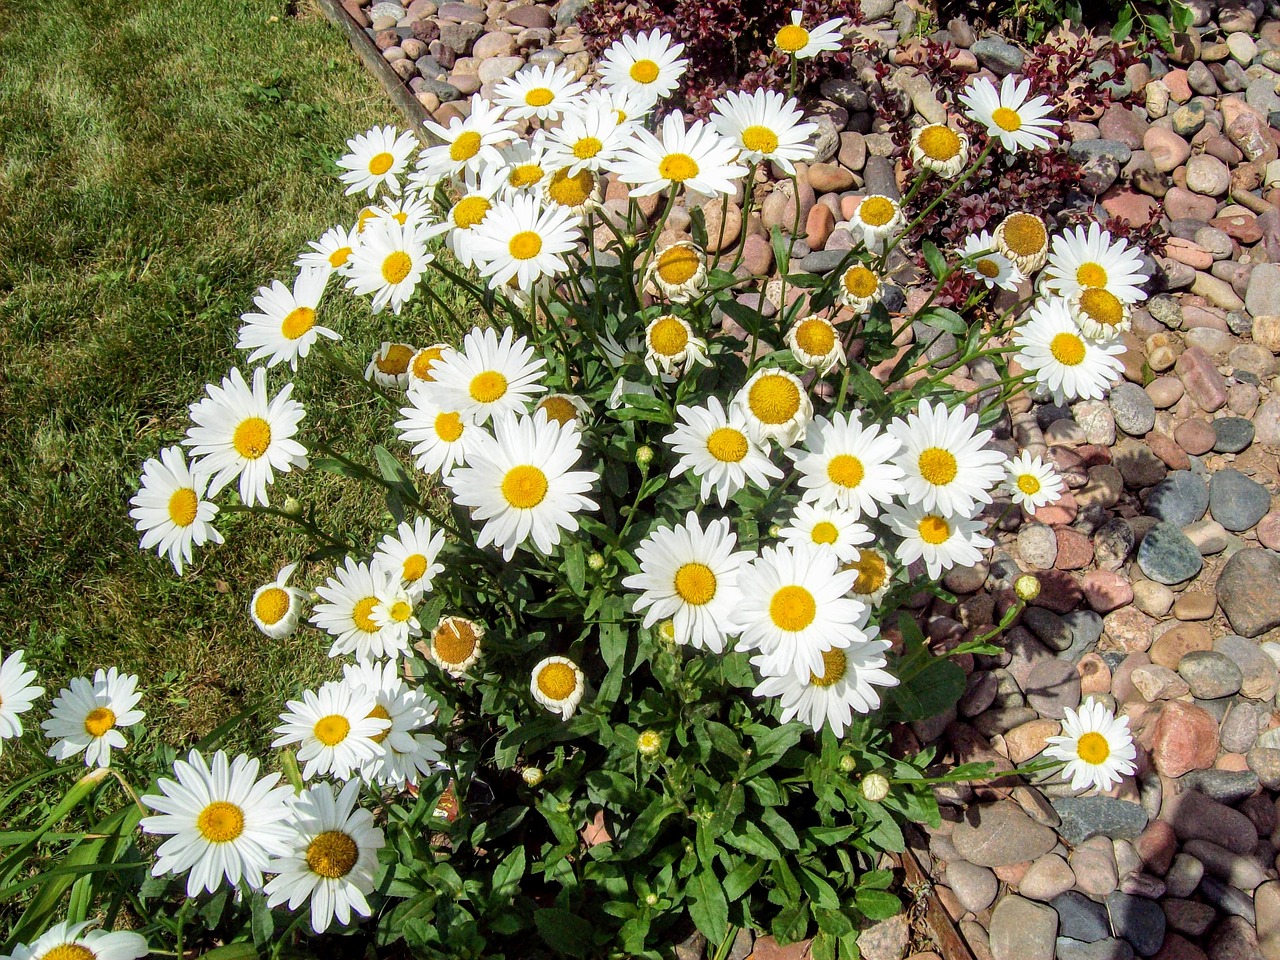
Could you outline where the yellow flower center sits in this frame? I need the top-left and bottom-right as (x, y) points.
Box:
(810, 521), (839, 545)
(537, 662), (579, 700)
(573, 136), (604, 159)
(648, 316), (689, 356)
(794, 317), (836, 357)
(434, 411), (465, 441)
(509, 163), (545, 188)
(42, 945), (96, 960)
(281, 306), (316, 340)
(1076, 262), (1108, 288)
(403, 554), (428, 583)
(196, 800), (245, 843)
(1050, 332), (1086, 366)
(502, 464), (549, 509)
(305, 829), (359, 879)
(769, 585), (817, 631)
(328, 245), (353, 268)
(368, 151), (395, 175)
(1077, 731), (1111, 764)
(747, 374), (801, 425)
(658, 152), (699, 183)
(918, 447), (958, 486)
(827, 453), (865, 489)
(255, 586), (292, 625)
(313, 714), (351, 747)
(809, 647), (847, 687)
(233, 417), (272, 460)
(976, 258), (1001, 279)
(412, 346), (446, 381)
(741, 125), (780, 154)
(629, 59), (660, 83)
(450, 130), (482, 162)
(376, 344), (414, 375)
(842, 266), (879, 299)
(525, 87), (555, 107)
(353, 597), (380, 633)
(381, 250), (413, 285)
(393, 211), (409, 225)
(452, 195), (492, 230)
(389, 599), (413, 623)
(706, 427), (748, 463)
(367, 703), (392, 744)
(848, 549), (887, 595)
(547, 167), (595, 207)
(1078, 288), (1124, 328)
(538, 395), (580, 425)
(918, 125), (962, 161)
(469, 370), (508, 403)
(858, 196), (897, 228)
(776, 23), (810, 52)
(637, 730), (662, 753)
(917, 515), (950, 545)
(433, 618), (479, 665)
(673, 562), (717, 605)
(168, 487), (199, 527)
(83, 706), (115, 738)
(509, 230), (543, 260)
(656, 245), (701, 285)
(1000, 214), (1047, 256)
(991, 106), (1023, 132)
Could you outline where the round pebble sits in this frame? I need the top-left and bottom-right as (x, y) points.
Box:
(1136, 521), (1204, 584)
(1212, 416), (1255, 452)
(1209, 467), (1273, 531)
(1109, 382), (1157, 435)
(1174, 418), (1216, 454)
(1144, 471), (1209, 527)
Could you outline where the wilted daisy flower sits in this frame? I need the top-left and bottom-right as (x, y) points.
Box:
(312, 559), (413, 661)
(365, 341), (417, 389)
(426, 616), (484, 676)
(396, 387), (475, 477)
(622, 512), (753, 653)
(469, 193), (582, 292)
(345, 218), (433, 315)
(1005, 451), (1065, 514)
(1043, 222), (1148, 304)
(614, 110), (748, 198)
(272, 680), (389, 781)
(237, 267), (338, 370)
(733, 368), (812, 449)
(337, 125), (417, 197)
(374, 517), (445, 596)
(774, 9), (845, 59)
(0, 649), (42, 757)
(296, 223), (358, 277)
(130, 446), (223, 574)
(643, 314), (711, 376)
(530, 656), (585, 720)
(417, 95), (516, 184)
(778, 502), (873, 563)
(1069, 287), (1132, 341)
(664, 396), (783, 507)
(408, 344), (451, 386)
(958, 74), (1059, 153)
(890, 399), (1006, 516)
(730, 544), (866, 681)
(429, 325), (547, 425)
(793, 412), (906, 519)
(1045, 697), (1137, 791)
(265, 781), (385, 934)
(994, 211), (1050, 274)
(844, 546), (893, 605)
(343, 660), (443, 786)
(537, 392), (591, 427)
(785, 314), (846, 375)
(4, 921), (148, 960)
(499, 134), (554, 198)
(140, 749), (294, 896)
(884, 502), (993, 579)
(184, 367), (307, 508)
(837, 263), (885, 313)
(710, 89), (817, 175)
(445, 411), (599, 561)
(544, 98), (631, 176)
(250, 562), (307, 639)
(846, 195), (904, 253)
(496, 62), (587, 122)
(910, 124), (969, 179)
(644, 240), (707, 302)
(959, 231), (1024, 291)
(1013, 297), (1126, 404)
(598, 29), (687, 101)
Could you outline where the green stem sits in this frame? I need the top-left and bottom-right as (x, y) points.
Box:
(635, 184), (680, 302)
(315, 341), (398, 408)
(221, 503), (354, 552)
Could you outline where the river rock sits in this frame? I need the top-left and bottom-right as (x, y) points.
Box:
(1136, 521), (1203, 584)
(953, 801), (1059, 867)
(1210, 468), (1272, 531)
(1217, 549), (1280, 637)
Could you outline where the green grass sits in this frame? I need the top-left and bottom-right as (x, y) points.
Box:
(0, 0), (465, 772)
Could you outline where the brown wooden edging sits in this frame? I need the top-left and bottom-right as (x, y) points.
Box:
(895, 843), (978, 960)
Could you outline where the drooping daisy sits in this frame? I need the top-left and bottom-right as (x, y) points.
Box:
(792, 412), (906, 519)
(130, 446), (223, 574)
(1005, 451), (1065, 514)
(785, 314), (846, 375)
(537, 392), (591, 428)
(0, 649), (42, 757)
(910, 124), (970, 179)
(778, 502), (873, 563)
(730, 544), (866, 682)
(468, 193), (582, 292)
(238, 267), (338, 370)
(265, 781), (385, 934)
(598, 29), (687, 102)
(499, 134), (554, 199)
(846, 195), (904, 253)
(140, 749), (294, 896)
(184, 367), (307, 508)
(369, 579), (422, 652)
(428, 325), (547, 424)
(342, 660), (443, 786)
(664, 396), (783, 507)
(613, 110), (748, 198)
(837, 263), (885, 313)
(889, 399), (1007, 516)
(496, 63), (587, 122)
(250, 562), (307, 639)
(416, 95), (516, 184)
(643, 314), (711, 377)
(1068, 286), (1132, 341)
(445, 411), (599, 561)
(1013, 297), (1126, 404)
(296, 223), (359, 277)
(366, 341), (417, 389)
(732, 367), (813, 449)
(408, 343), (452, 387)
(337, 125), (417, 197)
(374, 517), (445, 596)
(958, 74), (1060, 153)
(884, 502), (994, 580)
(3, 921), (149, 960)
(774, 9), (846, 59)
(530, 656), (586, 720)
(623, 512), (753, 653)
(709, 89), (817, 175)
(1043, 222), (1149, 304)
(272, 680), (389, 781)
(311, 559), (412, 661)
(992, 211), (1050, 275)
(844, 546), (893, 605)
(396, 386), (476, 477)
(426, 615), (484, 676)
(1044, 697), (1137, 791)
(543, 98), (631, 176)
(644, 239), (707, 303)
(345, 218), (433, 315)
(959, 231), (1024, 291)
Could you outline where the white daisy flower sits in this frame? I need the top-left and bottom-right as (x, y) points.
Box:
(140, 749), (294, 896)
(369, 580), (422, 652)
(836, 263), (885, 313)
(407, 343), (452, 387)
(959, 231), (1024, 291)
(730, 544), (867, 682)
(1043, 222), (1149, 304)
(442, 164), (506, 269)
(272, 680), (390, 781)
(613, 110), (748, 198)
(1044, 697), (1137, 791)
(365, 341), (417, 390)
(622, 512), (753, 653)
(784, 314), (846, 375)
(598, 29), (687, 101)
(344, 218), (433, 315)
(774, 10), (846, 59)
(664, 396), (783, 507)
(536, 393), (591, 428)
(845, 195), (904, 253)
(416, 95), (516, 184)
(643, 314), (711, 376)
(445, 410), (599, 561)
(578, 84), (657, 127)
(889, 398), (1007, 517)
(544, 99), (632, 176)
(4, 921), (148, 960)
(643, 240), (707, 303)
(1013, 297), (1126, 404)
(884, 502), (994, 580)
(265, 781), (385, 933)
(1068, 287), (1133, 341)
(530, 656), (585, 720)
(250, 562), (307, 639)
(844, 546), (894, 606)
(0, 649), (42, 757)
(369, 192), (437, 231)
(428, 325), (547, 425)
(496, 63), (587, 122)
(396, 385), (476, 477)
(792, 411), (906, 519)
(468, 193), (582, 292)
(311, 559), (413, 662)
(337, 125), (417, 197)
(496, 135), (551, 201)
(374, 517), (445, 596)
(1005, 451), (1065, 514)
(910, 123), (970, 179)
(732, 367), (813, 449)
(130, 446), (223, 574)
(184, 367), (307, 508)
(427, 615), (484, 676)
(237, 267), (338, 370)
(958, 74), (1060, 153)
(778, 502), (872, 563)
(342, 660), (443, 787)
(709, 89), (817, 176)
(993, 211), (1050, 274)
(296, 223), (358, 277)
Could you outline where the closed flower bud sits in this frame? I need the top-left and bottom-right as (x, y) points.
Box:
(644, 892), (658, 906)
(1015, 574), (1041, 601)
(635, 444), (654, 467)
(282, 496), (303, 516)
(587, 552), (606, 571)
(861, 772), (891, 802)
(839, 754), (857, 773)
(522, 767), (544, 786)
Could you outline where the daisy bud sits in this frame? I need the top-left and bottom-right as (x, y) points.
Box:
(839, 754), (857, 773)
(1015, 574), (1041, 601)
(587, 552), (606, 571)
(635, 444), (654, 468)
(637, 729), (663, 757)
(658, 620), (677, 645)
(645, 892), (659, 906)
(282, 496), (303, 516)
(522, 767), (544, 786)
(768, 524), (782, 538)
(860, 772), (891, 803)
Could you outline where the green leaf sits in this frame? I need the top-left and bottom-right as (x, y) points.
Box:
(563, 540), (586, 595)
(917, 306), (967, 336)
(492, 846), (526, 900)
(198, 947), (260, 960)
(888, 613), (967, 722)
(310, 455), (368, 480)
(687, 869), (730, 943)
(1171, 0), (1194, 31)
(723, 860), (765, 902)
(922, 241), (946, 281)
(725, 821), (784, 860)
(534, 908), (593, 958)
(771, 226), (792, 277)
(1110, 4), (1135, 40)
(251, 892), (275, 946)
(855, 888), (901, 921)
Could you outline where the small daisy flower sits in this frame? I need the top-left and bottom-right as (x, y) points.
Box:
(272, 680), (390, 781)
(369, 193), (438, 234)
(1013, 297), (1126, 404)
(910, 124), (970, 179)
(443, 164), (507, 269)
(778, 502), (872, 563)
(643, 314), (711, 377)
(890, 398), (1008, 516)
(1043, 222), (1149, 304)
(537, 392), (591, 428)
(496, 63), (587, 122)
(884, 503), (994, 580)
(237, 267), (338, 370)
(542, 165), (602, 216)
(250, 562), (307, 639)
(579, 84), (657, 127)
(408, 343), (452, 387)
(530, 656), (585, 720)
(1069, 287), (1132, 341)
(343, 660), (443, 786)
(184, 367), (307, 508)
(774, 10), (845, 59)
(426, 615), (484, 676)
(345, 218), (433, 315)
(374, 517), (445, 596)
(544, 99), (631, 176)
(1044, 697), (1137, 791)
(644, 240), (707, 303)
(296, 223), (359, 277)
(958, 74), (1060, 153)
(337, 125), (417, 197)
(0, 649), (42, 757)
(396, 386), (476, 477)
(265, 781), (385, 934)
(846, 195), (903, 253)
(732, 367), (813, 449)
(844, 546), (894, 605)
(1005, 451), (1065, 514)
(598, 29), (687, 101)
(664, 396), (783, 507)
(499, 134), (554, 199)
(785, 314), (846, 375)
(4, 921), (148, 960)
(622, 512), (753, 653)
(417, 95), (516, 184)
(130, 446), (223, 574)
(837, 263), (885, 313)
(468, 193), (583, 292)
(428, 325), (547, 425)
(613, 110), (748, 198)
(369, 580), (422, 652)
(710, 89), (817, 176)
(366, 341), (417, 390)
(994, 211), (1050, 274)
(792, 412), (906, 519)
(958, 231), (1023, 291)
(311, 559), (413, 662)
